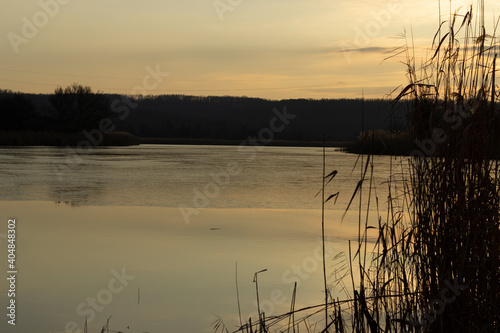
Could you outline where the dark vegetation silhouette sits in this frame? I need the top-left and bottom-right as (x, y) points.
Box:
(217, 2), (499, 332)
(48, 83), (112, 132)
(0, 90), (38, 131)
(116, 96), (406, 143)
(0, 86), (408, 146)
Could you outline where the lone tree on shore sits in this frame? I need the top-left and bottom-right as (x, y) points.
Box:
(49, 83), (111, 132)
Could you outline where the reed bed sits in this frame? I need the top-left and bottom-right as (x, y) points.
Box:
(219, 2), (499, 332)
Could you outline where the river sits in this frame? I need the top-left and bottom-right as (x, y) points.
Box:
(0, 144), (405, 333)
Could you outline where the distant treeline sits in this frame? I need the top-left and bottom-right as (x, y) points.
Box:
(0, 85), (409, 145)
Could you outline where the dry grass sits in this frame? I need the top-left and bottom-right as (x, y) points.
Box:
(221, 2), (499, 332)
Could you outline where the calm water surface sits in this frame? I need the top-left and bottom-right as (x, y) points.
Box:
(0, 145), (404, 333)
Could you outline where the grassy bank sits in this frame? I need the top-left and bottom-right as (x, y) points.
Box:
(0, 131), (140, 146)
(0, 131), (351, 148)
(140, 137), (351, 148)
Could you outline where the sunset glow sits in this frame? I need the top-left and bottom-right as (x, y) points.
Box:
(1, 0), (499, 99)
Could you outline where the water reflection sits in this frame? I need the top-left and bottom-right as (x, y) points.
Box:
(49, 180), (106, 206)
(0, 201), (360, 333)
(0, 145), (405, 333)
(0, 145), (404, 210)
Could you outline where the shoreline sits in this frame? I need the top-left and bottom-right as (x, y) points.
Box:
(139, 137), (351, 148)
(0, 131), (351, 148)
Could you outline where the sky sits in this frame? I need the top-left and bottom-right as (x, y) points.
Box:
(0, 0), (499, 100)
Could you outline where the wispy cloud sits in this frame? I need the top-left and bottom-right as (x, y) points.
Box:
(315, 46), (398, 55)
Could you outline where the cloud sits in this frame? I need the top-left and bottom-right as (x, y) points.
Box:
(303, 85), (400, 99)
(314, 46), (398, 55)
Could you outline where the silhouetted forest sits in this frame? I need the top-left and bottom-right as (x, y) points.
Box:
(0, 86), (408, 145)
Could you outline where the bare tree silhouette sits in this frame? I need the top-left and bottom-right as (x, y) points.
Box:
(49, 83), (111, 132)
